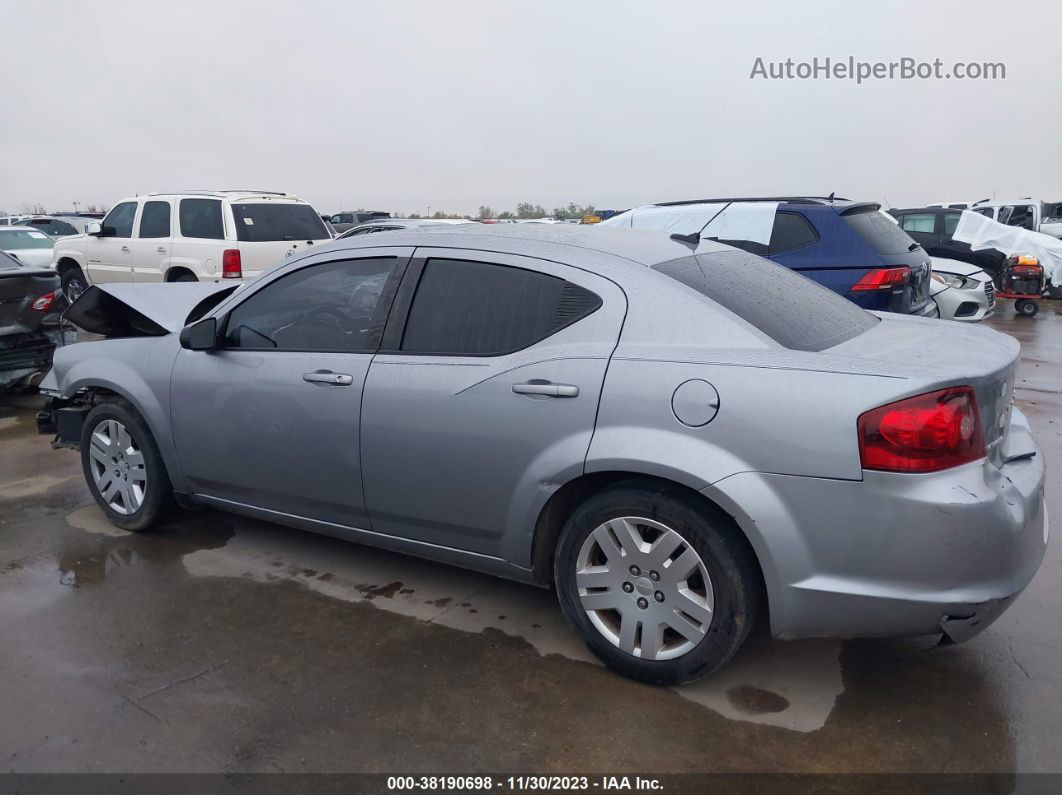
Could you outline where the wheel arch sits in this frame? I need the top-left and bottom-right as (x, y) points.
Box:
(55, 255), (85, 279)
(165, 265), (197, 282)
(529, 471), (768, 621)
(58, 367), (187, 494)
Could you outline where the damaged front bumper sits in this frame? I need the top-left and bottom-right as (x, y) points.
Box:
(36, 392), (93, 449)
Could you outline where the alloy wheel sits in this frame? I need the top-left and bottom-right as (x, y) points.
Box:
(88, 419), (147, 515)
(65, 277), (86, 303)
(575, 516), (714, 661)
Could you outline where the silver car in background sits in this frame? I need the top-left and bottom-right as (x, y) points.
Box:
(337, 218), (475, 239)
(37, 225), (1047, 684)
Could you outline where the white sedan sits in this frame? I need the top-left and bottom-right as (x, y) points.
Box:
(0, 226), (55, 269)
(930, 257), (994, 322)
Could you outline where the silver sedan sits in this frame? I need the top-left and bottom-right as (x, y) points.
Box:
(38, 225), (1047, 684)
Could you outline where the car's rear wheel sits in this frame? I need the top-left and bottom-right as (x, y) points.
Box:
(80, 401), (173, 532)
(554, 482), (760, 684)
(60, 267), (88, 303)
(172, 272), (198, 283)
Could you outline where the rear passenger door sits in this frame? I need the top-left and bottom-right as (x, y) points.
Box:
(130, 199), (173, 282)
(359, 249), (625, 562)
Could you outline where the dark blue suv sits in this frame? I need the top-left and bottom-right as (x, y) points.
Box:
(610, 197), (935, 316)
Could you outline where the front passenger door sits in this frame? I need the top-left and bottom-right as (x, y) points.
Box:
(171, 250), (411, 527)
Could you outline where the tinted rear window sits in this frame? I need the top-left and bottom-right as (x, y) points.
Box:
(232, 203), (329, 242)
(843, 208), (918, 255)
(401, 258), (601, 355)
(653, 249), (878, 352)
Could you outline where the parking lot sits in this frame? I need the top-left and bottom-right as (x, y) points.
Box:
(0, 301), (1056, 775)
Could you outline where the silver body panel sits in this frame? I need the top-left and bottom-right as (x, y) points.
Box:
(41, 225), (1048, 641)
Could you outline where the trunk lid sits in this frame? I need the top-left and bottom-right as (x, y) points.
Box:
(828, 312), (1019, 465)
(0, 255), (62, 335)
(841, 206), (932, 314)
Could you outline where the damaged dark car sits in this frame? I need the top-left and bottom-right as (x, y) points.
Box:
(0, 250), (74, 391)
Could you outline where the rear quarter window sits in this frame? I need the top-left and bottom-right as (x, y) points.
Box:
(653, 249), (878, 352)
(843, 208), (918, 255)
(232, 203), (330, 242)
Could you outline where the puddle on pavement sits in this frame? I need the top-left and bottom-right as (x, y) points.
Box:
(1, 507), (238, 597)
(177, 515), (848, 731)
(41, 503), (1024, 751)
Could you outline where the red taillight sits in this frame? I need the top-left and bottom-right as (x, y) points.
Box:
(850, 266), (911, 291)
(222, 249), (242, 279)
(32, 290), (57, 312)
(858, 387), (985, 473)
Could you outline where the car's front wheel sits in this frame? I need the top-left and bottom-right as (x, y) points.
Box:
(554, 482), (760, 684)
(80, 400), (173, 532)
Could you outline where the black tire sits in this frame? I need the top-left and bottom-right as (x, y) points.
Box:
(80, 400), (174, 532)
(60, 267), (88, 303)
(553, 480), (761, 684)
(1016, 299), (1038, 317)
(172, 273), (198, 283)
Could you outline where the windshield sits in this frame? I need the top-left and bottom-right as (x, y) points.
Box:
(654, 249), (878, 352)
(231, 203), (330, 242)
(0, 228), (55, 250)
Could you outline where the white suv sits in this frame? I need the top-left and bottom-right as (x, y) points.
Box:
(52, 191), (332, 301)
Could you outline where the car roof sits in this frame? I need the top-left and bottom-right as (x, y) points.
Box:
(654, 196), (855, 208)
(890, 206), (953, 214)
(143, 190), (303, 201)
(321, 221), (726, 269)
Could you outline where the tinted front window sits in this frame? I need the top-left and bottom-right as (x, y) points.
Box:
(179, 199), (225, 239)
(898, 213), (936, 234)
(943, 212), (961, 236)
(138, 201), (171, 238)
(231, 203), (329, 242)
(101, 202), (137, 238)
(769, 212), (819, 254)
(224, 258), (395, 352)
(401, 259), (601, 355)
(843, 208), (917, 254)
(653, 250), (878, 352)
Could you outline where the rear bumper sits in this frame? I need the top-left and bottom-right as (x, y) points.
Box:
(0, 327), (76, 390)
(705, 407), (1047, 641)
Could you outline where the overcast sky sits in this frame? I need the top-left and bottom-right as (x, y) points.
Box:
(3, 0), (1060, 215)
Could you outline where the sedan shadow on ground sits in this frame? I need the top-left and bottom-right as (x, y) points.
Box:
(1, 298), (1059, 774)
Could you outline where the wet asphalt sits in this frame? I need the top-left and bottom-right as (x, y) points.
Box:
(1, 300), (1060, 774)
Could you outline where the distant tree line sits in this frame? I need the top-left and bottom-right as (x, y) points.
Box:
(9, 202), (109, 215)
(404, 202), (598, 220)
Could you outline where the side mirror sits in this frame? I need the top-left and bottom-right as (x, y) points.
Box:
(86, 221), (102, 236)
(179, 316), (218, 351)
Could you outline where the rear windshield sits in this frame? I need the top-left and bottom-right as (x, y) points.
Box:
(653, 249), (878, 352)
(843, 207), (919, 255)
(231, 203), (330, 242)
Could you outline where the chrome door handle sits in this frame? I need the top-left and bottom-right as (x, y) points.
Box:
(156, 247), (166, 253)
(512, 381), (579, 398)
(120, 245), (130, 252)
(303, 370), (353, 386)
